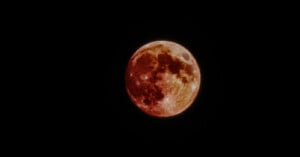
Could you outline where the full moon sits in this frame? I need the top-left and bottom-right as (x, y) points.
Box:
(125, 40), (201, 118)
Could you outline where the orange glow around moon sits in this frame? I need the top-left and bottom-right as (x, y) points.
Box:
(125, 40), (201, 118)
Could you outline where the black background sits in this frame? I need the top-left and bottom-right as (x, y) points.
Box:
(18, 10), (226, 150)
(7, 3), (292, 154)
(42, 18), (222, 144)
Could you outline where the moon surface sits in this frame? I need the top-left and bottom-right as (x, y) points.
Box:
(125, 40), (201, 118)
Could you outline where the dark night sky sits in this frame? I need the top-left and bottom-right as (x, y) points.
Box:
(30, 13), (225, 149)
(11, 3), (287, 153)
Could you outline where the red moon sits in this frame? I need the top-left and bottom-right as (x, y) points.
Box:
(125, 40), (201, 118)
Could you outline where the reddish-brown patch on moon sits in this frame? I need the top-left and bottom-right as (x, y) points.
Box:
(182, 52), (190, 60)
(125, 40), (201, 117)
